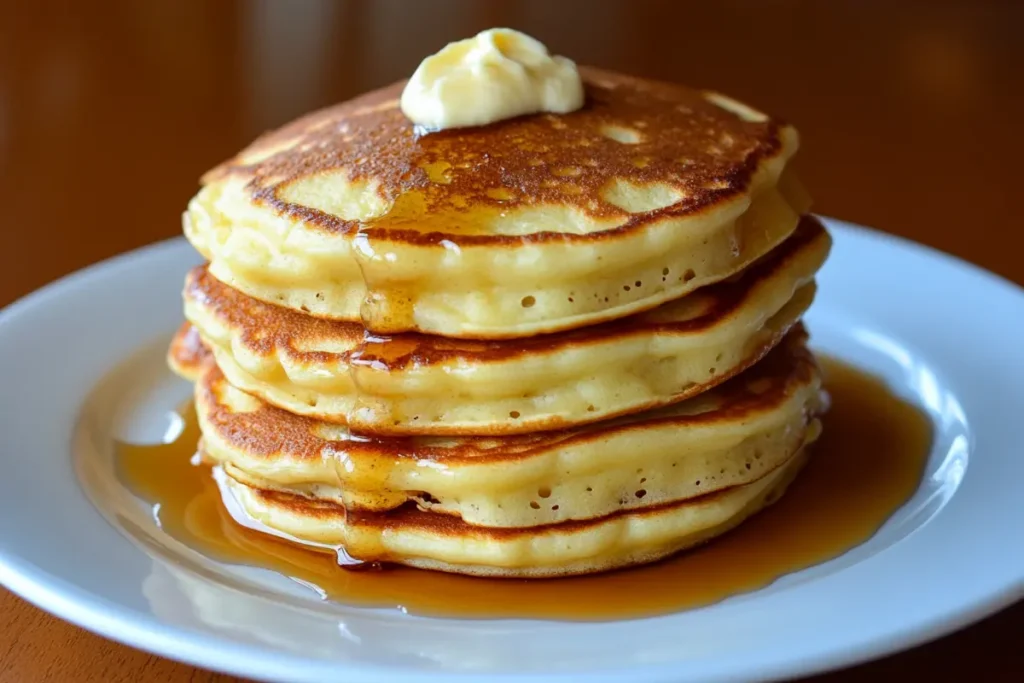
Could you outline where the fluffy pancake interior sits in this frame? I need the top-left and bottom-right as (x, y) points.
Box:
(181, 217), (830, 435)
(189, 328), (822, 528)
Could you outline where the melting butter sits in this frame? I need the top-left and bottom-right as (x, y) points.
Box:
(400, 28), (584, 130)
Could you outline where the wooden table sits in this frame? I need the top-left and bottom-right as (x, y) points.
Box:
(1, 1), (1021, 680)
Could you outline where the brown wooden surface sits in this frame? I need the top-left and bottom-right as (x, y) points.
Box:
(1, 1), (1021, 681)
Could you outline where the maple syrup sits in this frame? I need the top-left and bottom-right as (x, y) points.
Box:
(115, 357), (931, 620)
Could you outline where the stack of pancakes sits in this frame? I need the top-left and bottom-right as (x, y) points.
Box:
(168, 67), (831, 577)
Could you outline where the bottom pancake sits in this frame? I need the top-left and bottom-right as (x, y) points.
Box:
(215, 447), (811, 578)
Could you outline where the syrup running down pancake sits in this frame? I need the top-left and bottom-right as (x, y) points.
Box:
(183, 217), (829, 434)
(185, 67), (808, 338)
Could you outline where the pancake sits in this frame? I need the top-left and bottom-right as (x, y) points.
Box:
(185, 328), (822, 530)
(181, 216), (829, 435)
(217, 446), (809, 578)
(185, 67), (809, 339)
(167, 322), (212, 381)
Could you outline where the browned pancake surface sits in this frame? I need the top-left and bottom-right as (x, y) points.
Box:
(205, 67), (787, 244)
(188, 327), (816, 466)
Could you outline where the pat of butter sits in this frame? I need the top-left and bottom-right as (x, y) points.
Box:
(400, 28), (584, 130)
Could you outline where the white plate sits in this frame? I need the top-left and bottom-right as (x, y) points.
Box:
(1, 217), (1022, 683)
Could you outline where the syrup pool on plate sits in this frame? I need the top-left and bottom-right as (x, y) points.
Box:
(116, 358), (931, 620)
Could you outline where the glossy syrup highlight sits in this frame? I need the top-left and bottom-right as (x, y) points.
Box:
(116, 358), (931, 620)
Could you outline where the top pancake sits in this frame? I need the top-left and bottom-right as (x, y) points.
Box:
(186, 67), (807, 338)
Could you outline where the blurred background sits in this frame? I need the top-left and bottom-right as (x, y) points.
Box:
(0, 0), (1021, 680)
